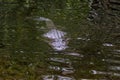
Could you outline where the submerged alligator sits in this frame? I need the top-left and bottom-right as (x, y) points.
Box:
(34, 17), (83, 79)
(35, 17), (68, 51)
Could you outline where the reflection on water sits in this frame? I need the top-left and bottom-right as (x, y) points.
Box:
(49, 66), (74, 75)
(103, 43), (114, 47)
(91, 70), (120, 77)
(36, 17), (76, 79)
(0, 0), (120, 79)
(49, 57), (70, 64)
(109, 66), (120, 71)
(34, 17), (120, 80)
(77, 37), (90, 41)
(42, 75), (75, 80)
(65, 52), (84, 57)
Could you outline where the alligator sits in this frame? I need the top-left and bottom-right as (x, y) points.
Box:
(35, 17), (68, 51)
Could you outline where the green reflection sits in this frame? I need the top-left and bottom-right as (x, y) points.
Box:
(0, 0), (120, 79)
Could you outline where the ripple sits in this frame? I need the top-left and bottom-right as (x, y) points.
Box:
(49, 66), (75, 75)
(103, 43), (114, 47)
(65, 52), (84, 57)
(91, 70), (120, 77)
(109, 66), (120, 71)
(42, 75), (75, 80)
(49, 58), (71, 64)
(105, 59), (120, 64)
(77, 37), (90, 41)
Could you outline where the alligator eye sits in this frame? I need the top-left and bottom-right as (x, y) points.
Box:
(62, 40), (65, 41)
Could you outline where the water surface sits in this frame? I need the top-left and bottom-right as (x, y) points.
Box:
(0, 0), (120, 80)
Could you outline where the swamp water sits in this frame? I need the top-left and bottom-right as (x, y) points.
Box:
(0, 0), (120, 80)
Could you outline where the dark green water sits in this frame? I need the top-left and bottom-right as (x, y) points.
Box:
(0, 0), (120, 80)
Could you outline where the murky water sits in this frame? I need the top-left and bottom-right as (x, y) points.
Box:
(0, 0), (120, 80)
